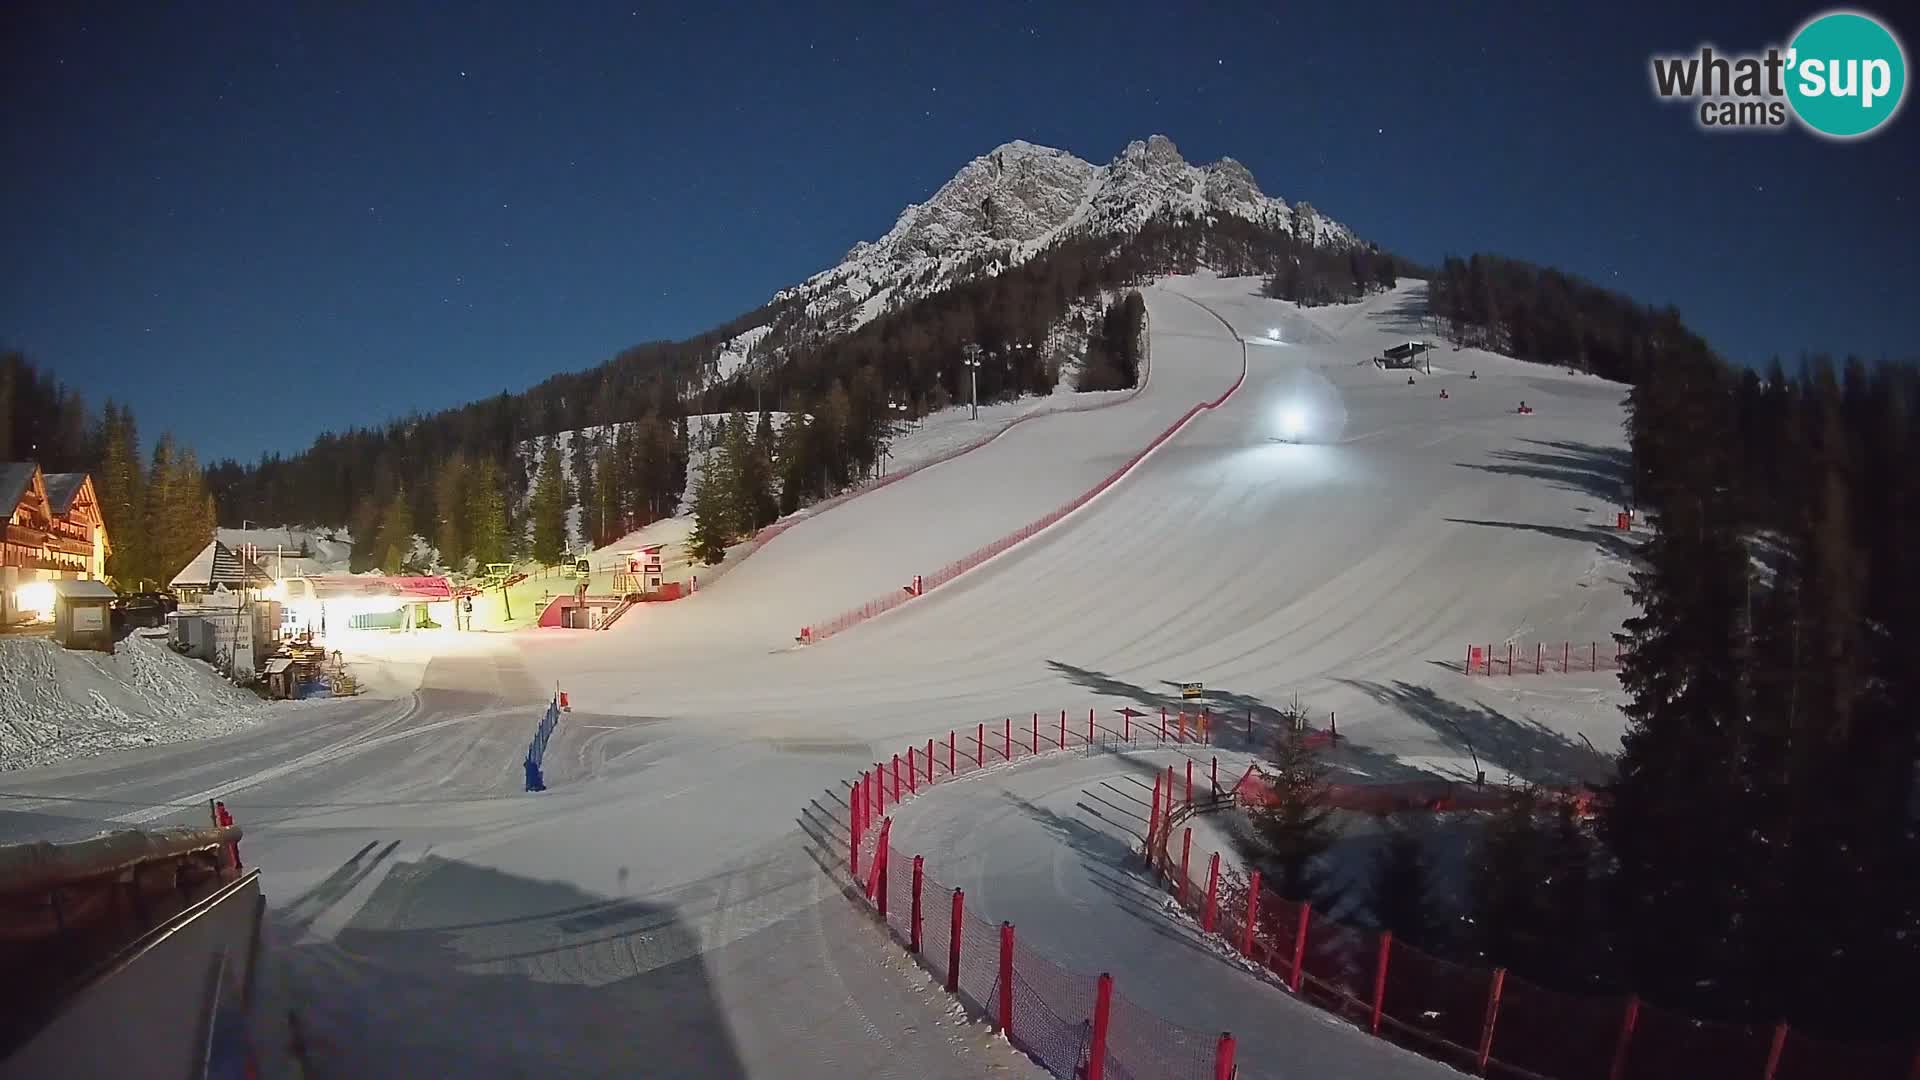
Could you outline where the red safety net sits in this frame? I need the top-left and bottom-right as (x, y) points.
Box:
(1621, 1000), (1770, 1080)
(1774, 1027), (1916, 1080)
(840, 720), (1920, 1080)
(1489, 971), (1625, 1080)
(1377, 940), (1492, 1069)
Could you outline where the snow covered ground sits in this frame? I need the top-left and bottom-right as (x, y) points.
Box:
(0, 275), (1637, 1078)
(0, 634), (277, 771)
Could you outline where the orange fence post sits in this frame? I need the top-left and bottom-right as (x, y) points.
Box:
(1487, 643), (1494, 675)
(1506, 642), (1514, 675)
(906, 747), (917, 794)
(893, 754), (902, 802)
(1146, 772), (1163, 867)
(1211, 756), (1218, 796)
(977, 722), (985, 765)
(1371, 930), (1393, 1035)
(948, 730), (956, 773)
(997, 922), (1015, 1036)
(946, 889), (964, 993)
(1160, 707), (1168, 741)
(850, 783), (863, 877)
(1060, 709), (1067, 749)
(1536, 642), (1542, 674)
(910, 855), (924, 953)
(1088, 973), (1113, 1080)
(1608, 995), (1639, 1080)
(1466, 644), (1474, 675)
(1185, 759), (1193, 806)
(1592, 641), (1598, 671)
(1290, 903), (1310, 992)
(1763, 1022), (1788, 1080)
(1565, 641), (1571, 673)
(1213, 1033), (1236, 1080)
(1241, 871), (1261, 957)
(1179, 828), (1193, 904)
(1032, 713), (1039, 754)
(926, 738), (935, 782)
(1088, 707), (1095, 744)
(1204, 853), (1221, 933)
(1478, 967), (1506, 1073)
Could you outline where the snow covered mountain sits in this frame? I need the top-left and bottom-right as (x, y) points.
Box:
(765, 134), (1354, 339)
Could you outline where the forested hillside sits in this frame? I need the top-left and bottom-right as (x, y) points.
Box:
(206, 209), (1362, 559)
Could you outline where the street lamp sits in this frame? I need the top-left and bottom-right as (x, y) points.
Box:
(962, 344), (982, 420)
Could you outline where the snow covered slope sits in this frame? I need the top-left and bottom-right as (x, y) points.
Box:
(769, 136), (1355, 336)
(0, 635), (273, 771)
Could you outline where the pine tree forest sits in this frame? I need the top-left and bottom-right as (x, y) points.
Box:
(4, 352), (216, 589)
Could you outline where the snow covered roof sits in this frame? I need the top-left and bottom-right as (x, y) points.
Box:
(304, 574), (451, 601)
(41, 473), (87, 515)
(50, 579), (116, 600)
(0, 463), (37, 514)
(169, 539), (273, 590)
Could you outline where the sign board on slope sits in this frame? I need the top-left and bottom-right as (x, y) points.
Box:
(1179, 682), (1204, 700)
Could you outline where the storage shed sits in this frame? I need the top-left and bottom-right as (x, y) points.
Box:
(51, 579), (116, 652)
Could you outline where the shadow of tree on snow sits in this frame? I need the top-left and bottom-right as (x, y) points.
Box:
(1453, 438), (1630, 504)
(1337, 679), (1615, 787)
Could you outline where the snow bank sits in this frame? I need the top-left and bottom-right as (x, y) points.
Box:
(0, 636), (270, 771)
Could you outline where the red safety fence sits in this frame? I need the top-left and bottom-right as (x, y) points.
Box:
(835, 706), (1242, 1079)
(1138, 799), (1919, 1080)
(804, 342), (1247, 644)
(1466, 640), (1627, 677)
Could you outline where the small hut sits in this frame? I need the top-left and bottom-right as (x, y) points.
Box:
(51, 579), (116, 652)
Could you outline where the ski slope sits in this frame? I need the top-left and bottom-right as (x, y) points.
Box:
(1, 275), (1634, 1079)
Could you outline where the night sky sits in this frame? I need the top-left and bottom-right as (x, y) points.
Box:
(3, 1), (1914, 463)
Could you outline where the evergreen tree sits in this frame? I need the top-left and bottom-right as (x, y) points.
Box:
(96, 403), (146, 588)
(373, 483), (415, 574)
(568, 433), (595, 549)
(467, 457), (509, 566)
(593, 435), (624, 546)
(685, 453), (730, 566)
(432, 453), (467, 572)
(144, 436), (186, 583)
(1247, 727), (1338, 901)
(1369, 818), (1445, 952)
(1467, 790), (1554, 976)
(529, 442), (569, 565)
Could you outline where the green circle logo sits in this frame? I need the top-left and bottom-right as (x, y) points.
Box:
(1786, 10), (1907, 138)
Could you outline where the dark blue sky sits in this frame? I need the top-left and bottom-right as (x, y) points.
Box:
(3, 1), (1914, 463)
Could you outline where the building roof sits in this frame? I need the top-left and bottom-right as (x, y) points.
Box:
(0, 463), (37, 514)
(41, 473), (87, 515)
(304, 574), (452, 601)
(1382, 341), (1435, 361)
(170, 539), (274, 590)
(50, 579), (117, 600)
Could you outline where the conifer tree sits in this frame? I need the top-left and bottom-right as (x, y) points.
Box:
(433, 452), (467, 572)
(374, 483), (415, 574)
(685, 453), (729, 566)
(1467, 789), (1553, 975)
(1369, 818), (1445, 952)
(96, 402), (146, 587)
(1247, 727), (1338, 901)
(593, 435), (624, 546)
(466, 457), (508, 566)
(529, 442), (569, 565)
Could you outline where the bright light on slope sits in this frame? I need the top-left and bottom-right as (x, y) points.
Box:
(1266, 327), (1281, 341)
(1278, 405), (1308, 441)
